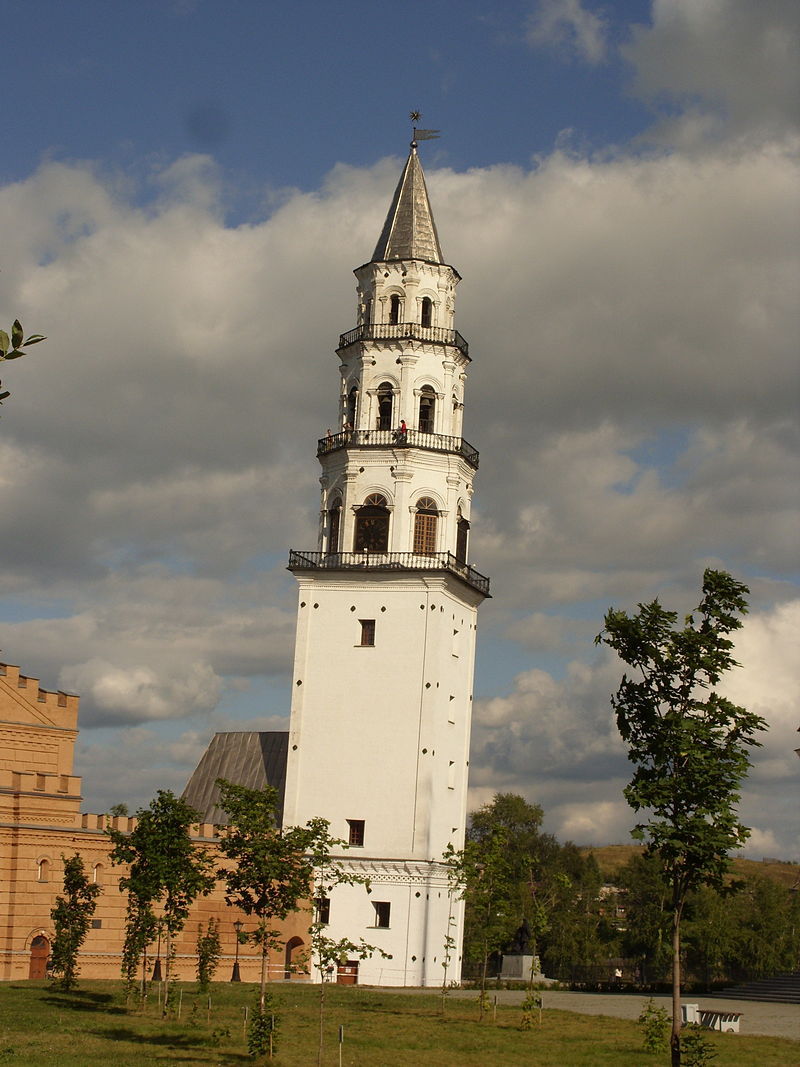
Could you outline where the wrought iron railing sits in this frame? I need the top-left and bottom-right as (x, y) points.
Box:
(338, 322), (469, 359)
(317, 428), (479, 469)
(288, 550), (490, 597)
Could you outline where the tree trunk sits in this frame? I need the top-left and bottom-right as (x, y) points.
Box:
(259, 940), (268, 1014)
(671, 899), (682, 1066)
(479, 950), (488, 1020)
(317, 979), (326, 1067)
(163, 930), (171, 1018)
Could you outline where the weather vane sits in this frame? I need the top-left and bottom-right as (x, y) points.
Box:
(410, 110), (440, 147)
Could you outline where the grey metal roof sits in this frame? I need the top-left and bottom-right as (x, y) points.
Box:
(371, 145), (443, 264)
(181, 731), (289, 826)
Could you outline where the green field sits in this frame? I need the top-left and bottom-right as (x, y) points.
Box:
(0, 981), (797, 1066)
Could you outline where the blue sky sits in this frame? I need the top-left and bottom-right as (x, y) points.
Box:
(1, 0), (798, 856)
(4, 1), (653, 197)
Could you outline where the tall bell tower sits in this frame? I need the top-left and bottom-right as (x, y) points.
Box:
(283, 138), (490, 986)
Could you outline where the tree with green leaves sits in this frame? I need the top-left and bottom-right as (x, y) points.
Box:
(616, 851), (672, 984)
(195, 918), (221, 993)
(305, 818), (388, 1066)
(540, 847), (605, 982)
(727, 875), (800, 981)
(107, 790), (215, 1013)
(464, 792), (544, 981)
(0, 319), (45, 411)
(49, 854), (102, 991)
(459, 793), (606, 986)
(682, 883), (738, 989)
(445, 825), (516, 1016)
(215, 779), (316, 1055)
(596, 569), (766, 1065)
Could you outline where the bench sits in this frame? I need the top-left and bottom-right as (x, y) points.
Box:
(682, 1004), (742, 1033)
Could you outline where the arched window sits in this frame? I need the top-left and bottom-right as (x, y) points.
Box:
(37, 858), (50, 883)
(363, 297), (372, 325)
(328, 497), (342, 553)
(354, 494), (390, 552)
(413, 497), (439, 556)
(92, 862), (104, 885)
(389, 293), (401, 325)
(456, 509), (470, 562)
(421, 296), (433, 328)
(346, 385), (358, 429)
(376, 382), (394, 431)
(418, 386), (436, 434)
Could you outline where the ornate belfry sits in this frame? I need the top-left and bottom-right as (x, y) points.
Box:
(283, 137), (490, 986)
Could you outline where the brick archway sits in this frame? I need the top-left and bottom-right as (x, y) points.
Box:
(29, 935), (50, 980)
(284, 936), (304, 980)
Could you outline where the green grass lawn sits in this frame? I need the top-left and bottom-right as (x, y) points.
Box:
(0, 981), (797, 1066)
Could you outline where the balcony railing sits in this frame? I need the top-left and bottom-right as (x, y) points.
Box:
(317, 428), (479, 469)
(288, 550), (491, 597)
(338, 322), (469, 359)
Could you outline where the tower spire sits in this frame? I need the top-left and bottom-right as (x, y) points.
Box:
(371, 132), (443, 265)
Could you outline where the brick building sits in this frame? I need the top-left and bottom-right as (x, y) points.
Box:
(0, 661), (308, 983)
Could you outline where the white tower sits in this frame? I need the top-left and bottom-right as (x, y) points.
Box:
(283, 140), (489, 987)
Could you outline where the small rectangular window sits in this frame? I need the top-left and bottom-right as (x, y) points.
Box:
(347, 819), (365, 847)
(452, 629), (460, 657)
(448, 761), (456, 789)
(91, 919), (102, 929)
(373, 901), (391, 928)
(359, 619), (375, 646)
(315, 897), (330, 925)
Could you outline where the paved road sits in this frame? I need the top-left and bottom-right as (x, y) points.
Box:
(448, 989), (800, 1042)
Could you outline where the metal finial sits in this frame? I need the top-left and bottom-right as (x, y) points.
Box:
(410, 110), (421, 148)
(409, 110), (440, 147)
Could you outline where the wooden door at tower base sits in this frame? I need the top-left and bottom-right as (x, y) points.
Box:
(29, 935), (50, 979)
(336, 960), (359, 985)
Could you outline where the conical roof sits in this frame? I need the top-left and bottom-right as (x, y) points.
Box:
(372, 145), (443, 264)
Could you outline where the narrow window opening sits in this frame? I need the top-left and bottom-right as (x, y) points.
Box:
(316, 898), (331, 925)
(418, 386), (436, 434)
(373, 901), (391, 928)
(346, 385), (357, 430)
(456, 511), (470, 563)
(389, 293), (401, 325)
(328, 499), (341, 553)
(420, 296), (433, 327)
(376, 382), (394, 430)
(448, 761), (456, 789)
(363, 297), (372, 325)
(359, 619), (375, 646)
(92, 863), (103, 885)
(347, 819), (365, 847)
(37, 858), (50, 883)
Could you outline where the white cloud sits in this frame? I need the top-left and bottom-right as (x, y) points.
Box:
(527, 0), (609, 64)
(623, 0), (800, 146)
(469, 599), (800, 857)
(61, 657), (220, 725)
(1, 49), (798, 849)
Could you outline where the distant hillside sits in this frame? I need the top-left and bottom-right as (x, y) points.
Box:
(583, 844), (800, 889)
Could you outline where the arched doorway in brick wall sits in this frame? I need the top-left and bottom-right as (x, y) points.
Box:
(284, 936), (304, 980)
(28, 935), (50, 979)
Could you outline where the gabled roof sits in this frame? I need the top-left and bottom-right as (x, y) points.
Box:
(371, 145), (443, 264)
(181, 731), (289, 826)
